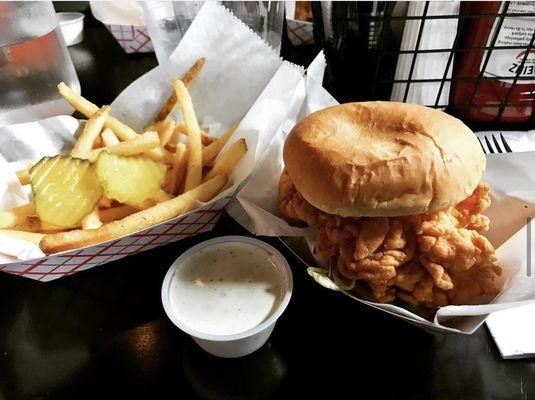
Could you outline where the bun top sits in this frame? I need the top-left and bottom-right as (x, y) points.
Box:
(283, 102), (485, 217)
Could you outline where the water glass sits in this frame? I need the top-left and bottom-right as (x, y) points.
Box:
(0, 1), (80, 126)
(142, 1), (285, 64)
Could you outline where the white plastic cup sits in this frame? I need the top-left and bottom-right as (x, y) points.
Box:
(56, 12), (84, 46)
(162, 236), (293, 358)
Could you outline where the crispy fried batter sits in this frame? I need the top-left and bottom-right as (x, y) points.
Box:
(354, 217), (390, 260)
(278, 169), (323, 226)
(279, 172), (503, 310)
(420, 256), (454, 290)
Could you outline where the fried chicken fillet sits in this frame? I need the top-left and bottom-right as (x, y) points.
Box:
(279, 170), (501, 308)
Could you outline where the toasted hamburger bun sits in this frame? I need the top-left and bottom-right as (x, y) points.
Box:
(283, 102), (485, 217)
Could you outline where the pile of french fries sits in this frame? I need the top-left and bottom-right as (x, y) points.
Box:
(0, 58), (247, 255)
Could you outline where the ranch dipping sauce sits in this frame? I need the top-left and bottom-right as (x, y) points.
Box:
(169, 241), (288, 336)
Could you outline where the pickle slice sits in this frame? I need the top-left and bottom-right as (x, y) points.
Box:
(29, 156), (103, 227)
(95, 152), (167, 206)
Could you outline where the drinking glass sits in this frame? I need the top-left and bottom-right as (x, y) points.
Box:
(0, 1), (80, 126)
(141, 1), (285, 64)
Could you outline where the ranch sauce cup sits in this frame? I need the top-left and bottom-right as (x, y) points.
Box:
(162, 236), (293, 358)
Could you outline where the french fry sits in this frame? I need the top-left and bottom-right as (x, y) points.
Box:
(58, 82), (136, 140)
(9, 216), (67, 234)
(154, 58), (206, 123)
(168, 126), (181, 146)
(166, 143), (188, 195)
(145, 117), (172, 140)
(129, 199), (154, 211)
(41, 206), (138, 231)
(0, 203), (36, 229)
(182, 58), (206, 88)
(144, 146), (175, 164)
(71, 105), (110, 158)
(173, 79), (202, 191)
(31, 206), (138, 232)
(129, 189), (173, 210)
(163, 168), (174, 189)
(0, 230), (44, 245)
(203, 138), (247, 182)
(39, 220), (70, 233)
(100, 205), (138, 221)
(57, 83), (162, 160)
(202, 124), (238, 165)
(81, 207), (102, 230)
(175, 123), (216, 146)
(155, 189), (173, 202)
(57, 82), (100, 119)
(12, 217), (43, 233)
(84, 131), (160, 162)
(165, 143), (177, 153)
(93, 135), (103, 149)
(20, 206), (139, 233)
(40, 175), (227, 254)
(201, 132), (216, 146)
(157, 118), (176, 147)
(101, 128), (120, 147)
(16, 167), (31, 185)
(98, 195), (114, 209)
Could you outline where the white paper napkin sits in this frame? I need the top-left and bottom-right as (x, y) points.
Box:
(390, 1), (459, 107)
(487, 303), (535, 359)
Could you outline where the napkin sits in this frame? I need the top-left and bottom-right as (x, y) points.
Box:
(390, 1), (459, 107)
(487, 303), (535, 359)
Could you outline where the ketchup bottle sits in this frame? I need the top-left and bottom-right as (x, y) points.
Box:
(450, 1), (535, 124)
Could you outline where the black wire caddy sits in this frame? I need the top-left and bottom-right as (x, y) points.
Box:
(311, 1), (535, 131)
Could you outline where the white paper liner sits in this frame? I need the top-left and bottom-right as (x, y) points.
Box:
(90, 1), (146, 26)
(230, 51), (535, 334)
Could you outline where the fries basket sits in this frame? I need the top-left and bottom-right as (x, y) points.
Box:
(0, 196), (231, 281)
(105, 24), (154, 54)
(0, 3), (305, 283)
(286, 19), (314, 46)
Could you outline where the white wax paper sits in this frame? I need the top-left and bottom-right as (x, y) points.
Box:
(0, 116), (80, 262)
(112, 2), (283, 133)
(90, 1), (146, 26)
(0, 2), (304, 263)
(231, 51), (535, 334)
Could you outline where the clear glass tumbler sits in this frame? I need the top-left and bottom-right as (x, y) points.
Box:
(0, 1), (80, 127)
(141, 1), (285, 64)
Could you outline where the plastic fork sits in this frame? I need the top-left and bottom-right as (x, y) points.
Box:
(477, 133), (513, 154)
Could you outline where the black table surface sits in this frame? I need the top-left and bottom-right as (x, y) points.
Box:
(1, 6), (534, 400)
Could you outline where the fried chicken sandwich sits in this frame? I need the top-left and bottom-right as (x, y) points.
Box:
(278, 102), (503, 309)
